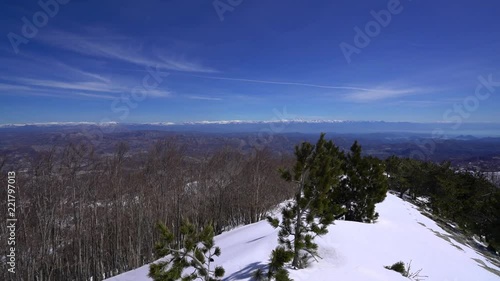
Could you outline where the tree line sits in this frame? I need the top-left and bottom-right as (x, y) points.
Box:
(385, 156), (500, 251)
(0, 139), (294, 281)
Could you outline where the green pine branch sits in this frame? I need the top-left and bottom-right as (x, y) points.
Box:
(149, 220), (225, 281)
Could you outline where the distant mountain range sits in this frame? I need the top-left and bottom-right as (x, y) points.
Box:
(1, 120), (499, 137)
(0, 119), (360, 127)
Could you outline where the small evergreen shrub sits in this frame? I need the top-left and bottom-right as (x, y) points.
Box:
(385, 261), (406, 275)
(385, 260), (428, 281)
(252, 268), (266, 281)
(149, 220), (225, 281)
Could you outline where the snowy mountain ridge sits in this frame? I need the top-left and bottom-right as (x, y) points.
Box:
(106, 194), (499, 281)
(2, 119), (495, 128)
(0, 119), (354, 128)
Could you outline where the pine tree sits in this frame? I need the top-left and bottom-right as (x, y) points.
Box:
(385, 156), (411, 198)
(267, 133), (344, 272)
(149, 220), (225, 281)
(339, 141), (387, 222)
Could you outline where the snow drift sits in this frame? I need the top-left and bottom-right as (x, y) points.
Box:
(106, 193), (499, 281)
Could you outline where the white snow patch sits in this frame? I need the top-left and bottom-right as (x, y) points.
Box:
(105, 194), (499, 281)
(416, 196), (430, 204)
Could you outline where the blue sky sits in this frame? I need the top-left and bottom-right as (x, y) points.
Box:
(1, 0), (499, 124)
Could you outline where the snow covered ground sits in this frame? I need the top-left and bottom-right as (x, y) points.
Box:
(106, 194), (499, 281)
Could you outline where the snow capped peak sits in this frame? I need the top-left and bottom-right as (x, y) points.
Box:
(143, 122), (176, 126)
(179, 119), (350, 125)
(0, 119), (392, 128)
(0, 121), (120, 128)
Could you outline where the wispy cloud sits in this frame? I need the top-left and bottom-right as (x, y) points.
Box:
(146, 89), (172, 98)
(2, 76), (171, 99)
(184, 74), (381, 91)
(38, 30), (218, 73)
(16, 77), (122, 93)
(181, 74), (434, 103)
(385, 98), (463, 107)
(1, 48), (174, 100)
(71, 92), (117, 100)
(343, 87), (428, 102)
(0, 83), (115, 100)
(0, 83), (33, 92)
(188, 95), (222, 101)
(56, 62), (111, 83)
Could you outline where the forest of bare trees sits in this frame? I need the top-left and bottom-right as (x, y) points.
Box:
(0, 139), (295, 281)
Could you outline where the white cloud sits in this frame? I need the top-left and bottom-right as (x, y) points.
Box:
(180, 74), (434, 103)
(343, 87), (427, 102)
(57, 62), (111, 83)
(188, 95), (222, 101)
(145, 89), (172, 98)
(185, 74), (382, 91)
(38, 30), (218, 73)
(0, 83), (33, 92)
(16, 78), (122, 93)
(70, 92), (117, 100)
(2, 76), (172, 100)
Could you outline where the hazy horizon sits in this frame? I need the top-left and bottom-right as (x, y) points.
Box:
(2, 119), (500, 137)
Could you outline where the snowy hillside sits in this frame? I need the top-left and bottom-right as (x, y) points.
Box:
(106, 194), (499, 281)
